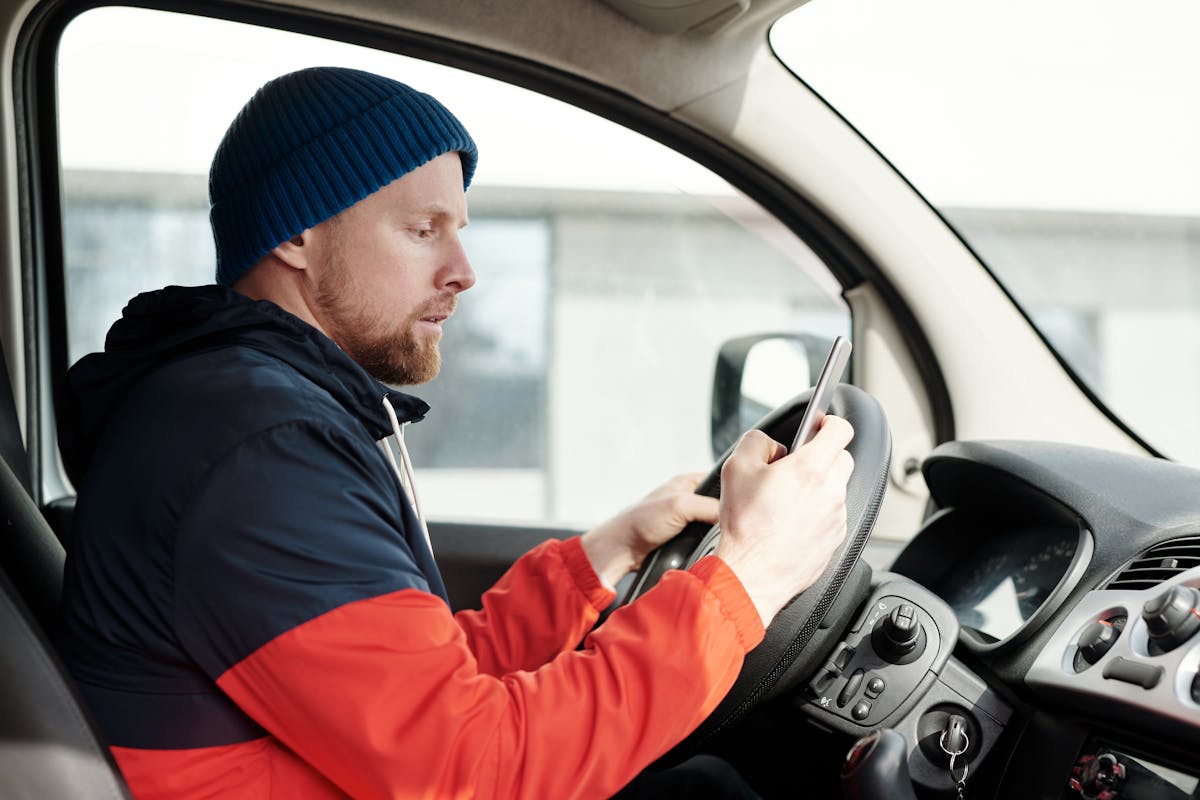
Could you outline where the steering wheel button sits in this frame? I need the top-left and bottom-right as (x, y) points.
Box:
(864, 676), (886, 698)
(851, 700), (872, 721)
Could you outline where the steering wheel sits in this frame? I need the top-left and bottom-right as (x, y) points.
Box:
(621, 384), (891, 751)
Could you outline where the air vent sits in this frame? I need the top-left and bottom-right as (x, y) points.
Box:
(1107, 535), (1200, 590)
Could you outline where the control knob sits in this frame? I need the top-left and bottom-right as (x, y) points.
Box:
(872, 604), (926, 664)
(1141, 585), (1200, 654)
(1075, 617), (1124, 668)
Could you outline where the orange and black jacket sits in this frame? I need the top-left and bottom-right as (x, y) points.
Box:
(57, 285), (764, 799)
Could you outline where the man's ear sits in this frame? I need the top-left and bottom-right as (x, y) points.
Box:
(270, 229), (315, 272)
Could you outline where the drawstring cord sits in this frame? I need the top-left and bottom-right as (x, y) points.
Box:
(381, 395), (432, 553)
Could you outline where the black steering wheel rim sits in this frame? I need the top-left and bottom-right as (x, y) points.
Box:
(622, 384), (892, 750)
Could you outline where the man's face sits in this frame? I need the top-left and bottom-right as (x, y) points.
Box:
(311, 152), (475, 385)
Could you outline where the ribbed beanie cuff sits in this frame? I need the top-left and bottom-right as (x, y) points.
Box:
(209, 67), (478, 287)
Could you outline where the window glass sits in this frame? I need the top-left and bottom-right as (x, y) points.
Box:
(772, 0), (1200, 464)
(58, 7), (848, 526)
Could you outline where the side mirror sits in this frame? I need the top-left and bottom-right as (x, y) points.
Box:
(711, 332), (839, 459)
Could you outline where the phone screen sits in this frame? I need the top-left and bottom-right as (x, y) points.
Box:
(790, 336), (852, 450)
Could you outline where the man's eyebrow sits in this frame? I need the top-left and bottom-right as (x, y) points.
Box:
(413, 204), (469, 228)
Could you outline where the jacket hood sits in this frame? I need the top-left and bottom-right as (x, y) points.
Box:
(58, 284), (428, 484)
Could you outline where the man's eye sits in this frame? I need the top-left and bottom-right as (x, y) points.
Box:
(411, 227), (435, 240)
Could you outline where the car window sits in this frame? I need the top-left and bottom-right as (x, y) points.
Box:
(772, 0), (1200, 465)
(57, 7), (849, 527)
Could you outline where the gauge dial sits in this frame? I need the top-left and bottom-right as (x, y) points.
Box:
(933, 523), (1079, 643)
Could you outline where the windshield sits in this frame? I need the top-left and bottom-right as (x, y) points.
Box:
(772, 0), (1200, 464)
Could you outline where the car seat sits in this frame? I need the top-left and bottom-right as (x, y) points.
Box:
(0, 342), (131, 798)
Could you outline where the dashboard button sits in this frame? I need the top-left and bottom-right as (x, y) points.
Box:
(1141, 585), (1200, 653)
(838, 669), (864, 708)
(864, 676), (886, 698)
(811, 641), (858, 700)
(851, 700), (872, 721)
(830, 642), (856, 671)
(1101, 657), (1163, 690)
(1077, 619), (1119, 665)
(808, 667), (838, 699)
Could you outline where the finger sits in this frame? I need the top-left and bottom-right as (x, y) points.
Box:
(796, 415), (854, 467)
(648, 472), (712, 504)
(731, 429), (788, 466)
(669, 471), (710, 493)
(674, 492), (719, 524)
(829, 449), (855, 487)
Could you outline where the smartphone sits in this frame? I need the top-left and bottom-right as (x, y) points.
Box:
(790, 335), (852, 450)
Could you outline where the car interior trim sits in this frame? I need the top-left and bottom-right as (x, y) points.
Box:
(1027, 566), (1200, 748)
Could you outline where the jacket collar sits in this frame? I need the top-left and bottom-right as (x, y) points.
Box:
(60, 285), (430, 482)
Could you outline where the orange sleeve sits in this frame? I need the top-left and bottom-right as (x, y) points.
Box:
(452, 537), (615, 675)
(217, 556), (763, 800)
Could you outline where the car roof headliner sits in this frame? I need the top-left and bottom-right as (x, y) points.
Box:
(267, 0), (810, 113)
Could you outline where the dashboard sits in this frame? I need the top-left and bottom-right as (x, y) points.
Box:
(877, 440), (1200, 799)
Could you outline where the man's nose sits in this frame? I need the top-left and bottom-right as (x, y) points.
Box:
(442, 236), (476, 294)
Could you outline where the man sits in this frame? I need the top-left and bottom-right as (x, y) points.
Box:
(58, 67), (854, 799)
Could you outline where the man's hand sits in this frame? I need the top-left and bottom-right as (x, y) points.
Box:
(716, 416), (854, 627)
(581, 473), (719, 589)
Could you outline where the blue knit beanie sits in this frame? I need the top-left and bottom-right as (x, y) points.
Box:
(209, 67), (478, 287)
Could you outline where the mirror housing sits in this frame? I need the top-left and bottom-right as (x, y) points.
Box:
(711, 332), (837, 459)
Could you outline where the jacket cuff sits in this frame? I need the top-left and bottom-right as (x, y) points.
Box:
(558, 537), (617, 613)
(689, 556), (765, 653)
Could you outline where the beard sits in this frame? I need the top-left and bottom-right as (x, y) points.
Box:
(314, 245), (451, 387)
